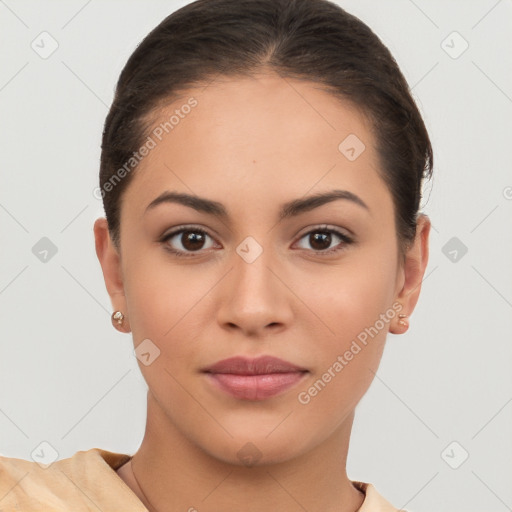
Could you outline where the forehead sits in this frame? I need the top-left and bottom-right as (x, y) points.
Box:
(145, 73), (372, 157)
(121, 73), (389, 218)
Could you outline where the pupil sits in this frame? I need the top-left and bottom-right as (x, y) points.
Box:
(311, 232), (331, 250)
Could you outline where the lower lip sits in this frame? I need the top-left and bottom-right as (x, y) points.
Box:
(205, 372), (307, 400)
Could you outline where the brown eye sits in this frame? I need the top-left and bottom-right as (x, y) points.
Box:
(309, 232), (332, 251)
(161, 227), (216, 256)
(180, 230), (207, 251)
(295, 227), (353, 255)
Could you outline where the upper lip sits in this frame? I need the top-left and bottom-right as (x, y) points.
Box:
(202, 356), (307, 375)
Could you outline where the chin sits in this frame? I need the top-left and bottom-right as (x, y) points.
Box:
(199, 428), (313, 468)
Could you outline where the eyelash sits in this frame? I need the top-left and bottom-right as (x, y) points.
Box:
(159, 224), (354, 258)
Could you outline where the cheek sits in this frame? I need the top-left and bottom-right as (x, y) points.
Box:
(122, 257), (209, 408)
(122, 249), (217, 366)
(297, 248), (398, 343)
(291, 246), (399, 401)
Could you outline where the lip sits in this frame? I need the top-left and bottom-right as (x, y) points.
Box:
(202, 356), (308, 401)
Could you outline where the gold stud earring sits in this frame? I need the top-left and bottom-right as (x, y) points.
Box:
(398, 313), (408, 327)
(111, 311), (124, 327)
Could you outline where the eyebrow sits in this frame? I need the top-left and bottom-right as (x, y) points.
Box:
(145, 189), (370, 221)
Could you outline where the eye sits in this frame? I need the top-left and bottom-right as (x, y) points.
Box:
(160, 226), (218, 257)
(294, 226), (353, 255)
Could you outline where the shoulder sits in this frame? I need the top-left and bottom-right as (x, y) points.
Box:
(352, 480), (410, 512)
(0, 448), (142, 511)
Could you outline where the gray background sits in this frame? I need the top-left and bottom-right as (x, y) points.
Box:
(1, 1), (511, 510)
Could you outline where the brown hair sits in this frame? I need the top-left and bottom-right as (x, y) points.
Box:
(99, 0), (433, 254)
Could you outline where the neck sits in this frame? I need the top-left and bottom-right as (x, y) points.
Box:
(123, 392), (365, 512)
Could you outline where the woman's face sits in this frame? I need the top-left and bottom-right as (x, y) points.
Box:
(99, 73), (424, 465)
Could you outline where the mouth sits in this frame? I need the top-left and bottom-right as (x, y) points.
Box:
(202, 355), (309, 401)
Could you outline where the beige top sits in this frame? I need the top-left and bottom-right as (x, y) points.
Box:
(0, 448), (405, 511)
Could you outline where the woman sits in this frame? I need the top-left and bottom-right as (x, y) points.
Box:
(0, 0), (431, 510)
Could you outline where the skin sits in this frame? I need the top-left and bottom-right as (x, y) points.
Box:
(94, 72), (430, 512)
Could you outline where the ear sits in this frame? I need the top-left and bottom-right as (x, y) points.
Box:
(93, 217), (131, 333)
(389, 214), (431, 334)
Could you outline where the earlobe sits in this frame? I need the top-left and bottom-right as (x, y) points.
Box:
(93, 218), (132, 333)
(390, 214), (431, 335)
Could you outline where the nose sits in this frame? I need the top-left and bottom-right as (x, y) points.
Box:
(216, 243), (293, 337)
